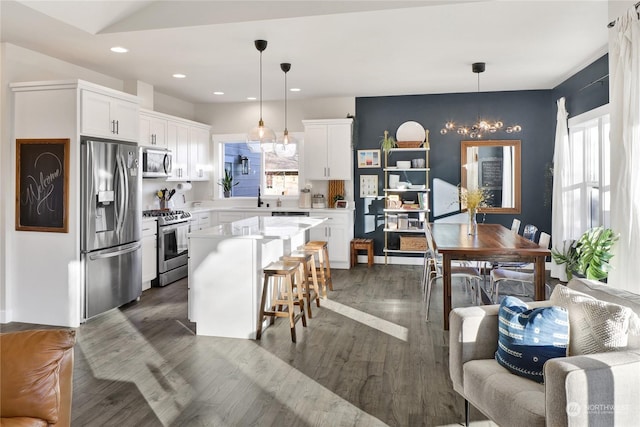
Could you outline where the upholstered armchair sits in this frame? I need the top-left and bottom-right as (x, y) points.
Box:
(449, 278), (640, 426)
(1, 329), (76, 426)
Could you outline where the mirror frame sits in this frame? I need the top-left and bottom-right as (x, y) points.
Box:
(461, 139), (521, 214)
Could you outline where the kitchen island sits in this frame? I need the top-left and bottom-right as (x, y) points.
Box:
(188, 215), (326, 338)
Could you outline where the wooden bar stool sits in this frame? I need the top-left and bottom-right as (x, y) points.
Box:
(350, 238), (374, 267)
(256, 261), (307, 342)
(281, 250), (321, 318)
(300, 240), (332, 298)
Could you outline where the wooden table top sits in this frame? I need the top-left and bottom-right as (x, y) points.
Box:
(429, 223), (550, 257)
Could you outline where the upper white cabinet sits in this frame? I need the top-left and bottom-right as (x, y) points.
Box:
(168, 120), (190, 180)
(303, 118), (353, 180)
(167, 118), (211, 181)
(81, 89), (139, 142)
(139, 110), (168, 148)
(189, 126), (211, 181)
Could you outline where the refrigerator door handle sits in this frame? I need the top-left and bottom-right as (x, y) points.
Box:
(121, 151), (130, 223)
(89, 242), (141, 260)
(115, 153), (127, 234)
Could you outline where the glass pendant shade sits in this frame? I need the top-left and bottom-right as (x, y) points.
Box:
(275, 62), (297, 157)
(248, 119), (276, 143)
(247, 39), (275, 149)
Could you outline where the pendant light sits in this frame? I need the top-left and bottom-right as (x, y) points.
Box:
(440, 62), (522, 139)
(275, 62), (297, 158)
(247, 40), (275, 147)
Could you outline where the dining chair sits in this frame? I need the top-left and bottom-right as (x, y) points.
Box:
(511, 218), (521, 234)
(491, 223), (538, 271)
(423, 224), (483, 321)
(490, 231), (551, 303)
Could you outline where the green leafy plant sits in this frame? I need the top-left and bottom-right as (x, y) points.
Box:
(552, 226), (619, 281)
(218, 169), (239, 193)
(380, 130), (396, 152)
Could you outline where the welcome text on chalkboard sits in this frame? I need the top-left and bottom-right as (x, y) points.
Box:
(16, 139), (69, 232)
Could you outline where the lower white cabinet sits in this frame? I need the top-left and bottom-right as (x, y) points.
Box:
(141, 218), (157, 291)
(309, 211), (354, 269)
(191, 211), (215, 230)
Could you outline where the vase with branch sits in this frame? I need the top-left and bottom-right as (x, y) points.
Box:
(458, 185), (488, 235)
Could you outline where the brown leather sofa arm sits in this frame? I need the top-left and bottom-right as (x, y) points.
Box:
(1, 329), (76, 426)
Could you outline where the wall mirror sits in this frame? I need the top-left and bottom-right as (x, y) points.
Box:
(461, 139), (521, 214)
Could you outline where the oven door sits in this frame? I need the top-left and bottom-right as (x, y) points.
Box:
(158, 221), (190, 274)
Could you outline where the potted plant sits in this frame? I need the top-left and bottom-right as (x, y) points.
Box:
(552, 226), (619, 281)
(218, 169), (238, 198)
(380, 130), (396, 152)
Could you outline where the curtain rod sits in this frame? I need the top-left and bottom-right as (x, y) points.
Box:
(608, 1), (640, 28)
(579, 74), (609, 92)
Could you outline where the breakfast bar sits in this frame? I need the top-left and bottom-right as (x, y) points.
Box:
(188, 216), (326, 338)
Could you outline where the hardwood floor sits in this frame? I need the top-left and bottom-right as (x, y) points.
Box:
(2, 264), (499, 426)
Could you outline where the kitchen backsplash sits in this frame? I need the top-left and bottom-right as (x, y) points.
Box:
(141, 178), (353, 211)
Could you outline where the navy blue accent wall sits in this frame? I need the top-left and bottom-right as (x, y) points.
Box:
(355, 91), (555, 256)
(352, 55), (609, 257)
(553, 54), (609, 119)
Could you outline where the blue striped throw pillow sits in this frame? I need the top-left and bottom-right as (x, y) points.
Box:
(495, 296), (569, 383)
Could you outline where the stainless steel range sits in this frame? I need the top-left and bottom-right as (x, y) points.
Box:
(143, 209), (191, 287)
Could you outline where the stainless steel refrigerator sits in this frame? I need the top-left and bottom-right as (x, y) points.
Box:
(81, 138), (142, 319)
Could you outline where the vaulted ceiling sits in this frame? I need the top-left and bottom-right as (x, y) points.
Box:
(1, 1), (609, 104)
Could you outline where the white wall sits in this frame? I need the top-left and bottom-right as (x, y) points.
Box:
(195, 97), (355, 134)
(155, 92), (196, 120)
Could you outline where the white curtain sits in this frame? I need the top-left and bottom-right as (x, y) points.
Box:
(502, 146), (513, 208)
(609, 7), (640, 292)
(550, 97), (571, 280)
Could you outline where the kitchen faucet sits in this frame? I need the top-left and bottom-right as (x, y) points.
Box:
(257, 186), (263, 207)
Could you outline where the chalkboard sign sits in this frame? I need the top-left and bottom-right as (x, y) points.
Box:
(480, 159), (503, 189)
(16, 139), (69, 232)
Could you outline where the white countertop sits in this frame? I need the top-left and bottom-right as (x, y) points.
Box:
(187, 205), (354, 214)
(188, 215), (326, 239)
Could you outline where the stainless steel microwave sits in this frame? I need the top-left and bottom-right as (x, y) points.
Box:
(141, 148), (172, 178)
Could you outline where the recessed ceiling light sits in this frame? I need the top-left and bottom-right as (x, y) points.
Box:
(172, 73), (186, 79)
(247, 96), (257, 101)
(213, 91), (224, 96)
(290, 88), (301, 92)
(110, 46), (128, 53)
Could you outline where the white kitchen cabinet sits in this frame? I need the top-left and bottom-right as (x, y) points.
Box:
(81, 89), (139, 142)
(167, 120), (190, 180)
(141, 218), (157, 291)
(139, 110), (168, 148)
(309, 210), (354, 269)
(191, 211), (214, 231)
(167, 118), (211, 181)
(189, 126), (210, 181)
(303, 118), (353, 180)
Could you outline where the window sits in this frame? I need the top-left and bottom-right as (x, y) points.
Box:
(215, 134), (300, 198)
(565, 105), (610, 237)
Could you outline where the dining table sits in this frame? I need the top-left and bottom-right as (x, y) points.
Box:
(430, 223), (551, 330)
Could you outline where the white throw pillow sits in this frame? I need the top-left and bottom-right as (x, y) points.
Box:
(550, 285), (640, 355)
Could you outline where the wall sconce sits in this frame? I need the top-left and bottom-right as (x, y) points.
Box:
(240, 156), (250, 175)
